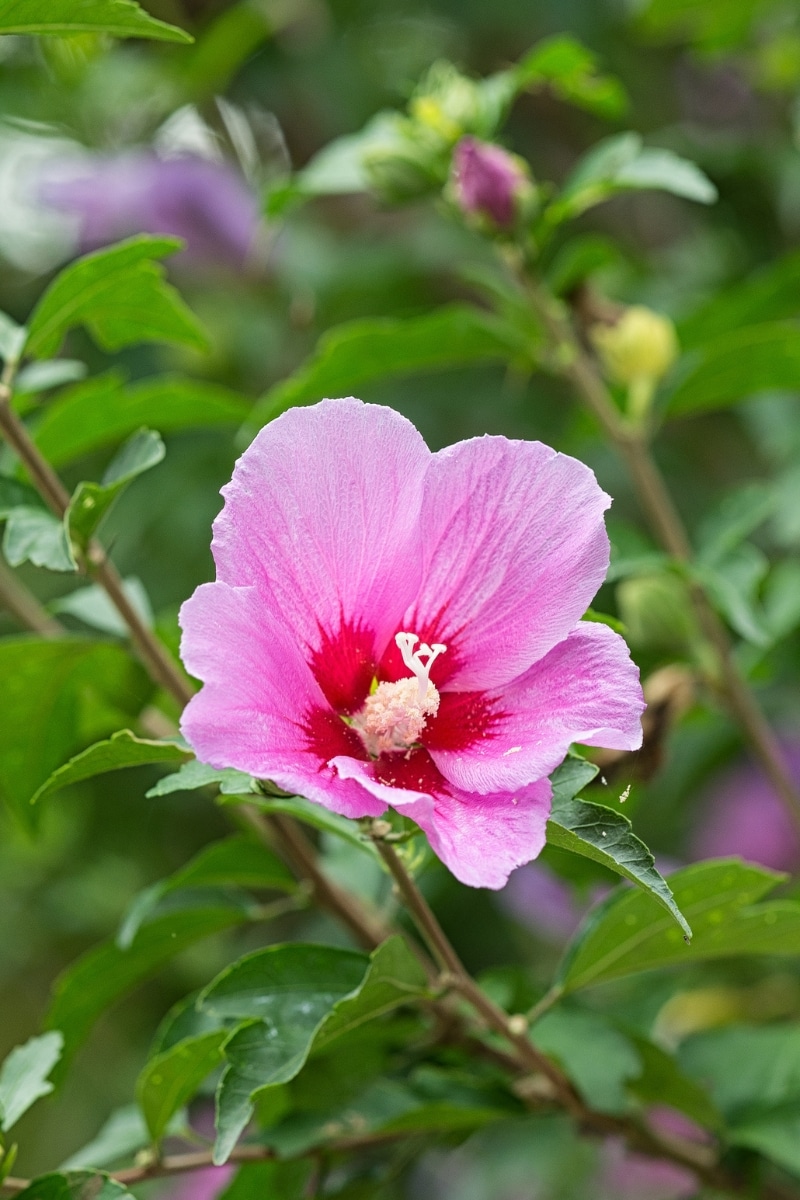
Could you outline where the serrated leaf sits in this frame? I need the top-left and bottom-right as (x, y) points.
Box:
(31, 730), (191, 807)
(547, 760), (691, 939)
(0, 0), (191, 42)
(26, 236), (207, 359)
(117, 834), (295, 949)
(65, 429), (165, 550)
(146, 759), (258, 797)
(312, 936), (428, 1054)
(667, 322), (800, 416)
(3, 507), (77, 572)
(33, 372), (250, 468)
(48, 907), (251, 1073)
(0, 1032), (63, 1132)
(557, 859), (800, 994)
(246, 306), (529, 431)
(137, 1029), (228, 1142)
(0, 640), (152, 828)
(199, 944), (369, 1163)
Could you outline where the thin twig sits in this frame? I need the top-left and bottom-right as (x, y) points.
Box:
(0, 379), (193, 707)
(520, 273), (800, 827)
(0, 556), (63, 637)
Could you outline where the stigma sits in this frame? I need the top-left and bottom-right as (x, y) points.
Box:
(351, 632), (447, 757)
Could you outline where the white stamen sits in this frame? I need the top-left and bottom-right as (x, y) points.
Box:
(395, 631), (447, 703)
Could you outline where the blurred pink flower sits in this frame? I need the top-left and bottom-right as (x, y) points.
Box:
(38, 152), (260, 270)
(180, 398), (644, 889)
(168, 1166), (233, 1200)
(599, 1107), (708, 1200)
(690, 744), (800, 872)
(452, 136), (528, 227)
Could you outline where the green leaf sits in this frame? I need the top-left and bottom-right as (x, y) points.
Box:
(117, 834), (296, 949)
(137, 1029), (229, 1142)
(47, 907), (251, 1072)
(547, 760), (691, 940)
(3, 507), (77, 572)
(0, 0), (191, 42)
(667, 322), (800, 416)
(557, 860), (800, 994)
(679, 250), (800, 350)
(26, 237), (208, 359)
(241, 793), (376, 854)
(514, 35), (628, 118)
(217, 1161), (313, 1200)
(0, 639), (152, 828)
(0, 1032), (63, 1132)
(0, 476), (43, 516)
(199, 944), (368, 1163)
(146, 760), (258, 797)
(15, 360), (88, 395)
(33, 372), (250, 468)
(312, 936), (428, 1054)
(628, 1035), (723, 1131)
(0, 311), (27, 364)
(31, 730), (191, 807)
(550, 132), (716, 227)
(12, 1173), (135, 1200)
(60, 1106), (155, 1170)
(246, 306), (529, 430)
(65, 429), (165, 550)
(697, 483), (777, 566)
(680, 1024), (800, 1123)
(532, 1008), (641, 1113)
(51, 578), (153, 638)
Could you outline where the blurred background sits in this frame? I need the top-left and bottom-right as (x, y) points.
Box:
(3, 0), (800, 1194)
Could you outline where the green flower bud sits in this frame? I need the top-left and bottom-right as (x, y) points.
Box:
(591, 305), (679, 386)
(617, 571), (698, 655)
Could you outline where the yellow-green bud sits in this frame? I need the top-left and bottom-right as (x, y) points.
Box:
(590, 305), (679, 386)
(616, 571), (697, 655)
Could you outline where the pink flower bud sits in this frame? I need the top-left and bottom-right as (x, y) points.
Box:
(452, 136), (529, 228)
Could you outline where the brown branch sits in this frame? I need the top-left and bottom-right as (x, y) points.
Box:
(0, 382), (193, 708)
(521, 274), (800, 828)
(0, 555), (63, 637)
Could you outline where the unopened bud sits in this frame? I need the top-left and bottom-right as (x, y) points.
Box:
(590, 306), (678, 387)
(617, 572), (697, 654)
(451, 136), (531, 229)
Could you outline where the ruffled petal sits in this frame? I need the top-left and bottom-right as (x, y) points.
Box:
(397, 436), (611, 691)
(403, 779), (552, 889)
(330, 749), (552, 888)
(429, 621), (644, 793)
(179, 581), (384, 818)
(211, 399), (430, 698)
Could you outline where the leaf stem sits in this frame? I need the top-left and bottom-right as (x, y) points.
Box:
(0, 375), (194, 707)
(520, 272), (800, 828)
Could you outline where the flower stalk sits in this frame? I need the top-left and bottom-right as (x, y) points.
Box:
(517, 271), (800, 829)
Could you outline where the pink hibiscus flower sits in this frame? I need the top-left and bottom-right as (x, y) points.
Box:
(179, 398), (644, 889)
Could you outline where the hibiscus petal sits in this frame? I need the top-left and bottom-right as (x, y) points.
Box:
(329, 750), (552, 888)
(180, 582), (384, 818)
(211, 398), (430, 679)
(429, 621), (644, 793)
(404, 436), (611, 690)
(403, 780), (552, 889)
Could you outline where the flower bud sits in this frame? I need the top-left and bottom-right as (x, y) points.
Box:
(451, 136), (530, 229)
(616, 572), (697, 655)
(590, 305), (679, 387)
